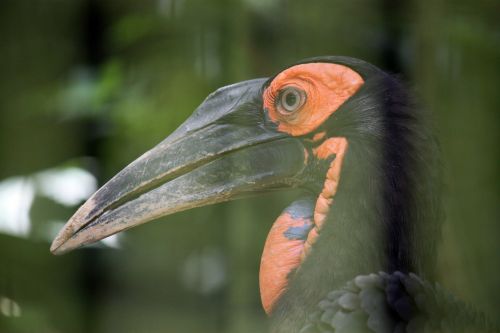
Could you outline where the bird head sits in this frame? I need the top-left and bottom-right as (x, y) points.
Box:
(51, 56), (441, 318)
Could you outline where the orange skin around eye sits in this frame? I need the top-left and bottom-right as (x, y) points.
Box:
(263, 63), (364, 136)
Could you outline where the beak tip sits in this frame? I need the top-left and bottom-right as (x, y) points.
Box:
(50, 231), (69, 255)
(50, 219), (79, 255)
(50, 199), (99, 255)
(50, 244), (64, 255)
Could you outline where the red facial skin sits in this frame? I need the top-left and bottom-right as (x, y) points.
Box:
(263, 63), (364, 136)
(259, 63), (363, 314)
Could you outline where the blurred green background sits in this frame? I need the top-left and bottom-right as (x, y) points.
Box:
(0, 0), (498, 332)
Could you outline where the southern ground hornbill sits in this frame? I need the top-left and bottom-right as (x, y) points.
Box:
(51, 56), (497, 332)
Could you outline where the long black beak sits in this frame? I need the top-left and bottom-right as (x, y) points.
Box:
(51, 78), (307, 254)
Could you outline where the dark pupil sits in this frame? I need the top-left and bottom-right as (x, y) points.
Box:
(285, 92), (297, 107)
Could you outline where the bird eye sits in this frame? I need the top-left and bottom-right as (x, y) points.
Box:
(278, 87), (306, 114)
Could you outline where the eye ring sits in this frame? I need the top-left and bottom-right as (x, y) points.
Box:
(277, 87), (306, 114)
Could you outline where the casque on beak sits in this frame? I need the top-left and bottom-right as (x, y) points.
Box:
(51, 78), (307, 255)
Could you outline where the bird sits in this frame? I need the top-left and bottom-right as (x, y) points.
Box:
(50, 56), (497, 332)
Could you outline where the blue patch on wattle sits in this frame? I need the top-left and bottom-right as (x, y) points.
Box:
(284, 223), (313, 240)
(283, 197), (315, 219)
